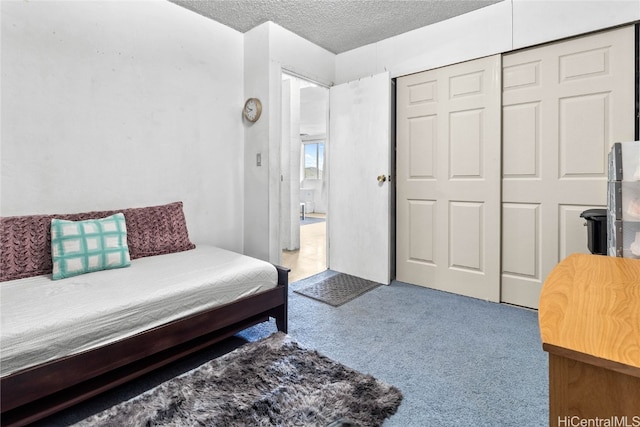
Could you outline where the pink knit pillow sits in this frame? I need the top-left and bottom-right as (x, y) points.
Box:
(122, 201), (196, 259)
(0, 201), (195, 282)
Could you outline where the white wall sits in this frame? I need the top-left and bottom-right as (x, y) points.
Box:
(300, 86), (329, 137)
(243, 24), (271, 260)
(336, 0), (640, 83)
(269, 24), (336, 87)
(511, 0), (640, 49)
(1, 0), (245, 251)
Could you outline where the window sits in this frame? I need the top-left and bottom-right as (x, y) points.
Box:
(304, 142), (324, 179)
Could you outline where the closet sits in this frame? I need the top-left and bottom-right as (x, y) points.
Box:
(396, 25), (636, 308)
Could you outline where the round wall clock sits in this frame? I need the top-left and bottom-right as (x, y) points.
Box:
(243, 97), (262, 122)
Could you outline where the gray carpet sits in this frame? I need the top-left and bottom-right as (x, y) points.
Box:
(72, 332), (402, 427)
(35, 273), (548, 427)
(294, 272), (381, 306)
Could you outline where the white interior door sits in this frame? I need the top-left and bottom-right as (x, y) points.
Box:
(328, 72), (392, 284)
(396, 55), (502, 301)
(501, 26), (636, 309)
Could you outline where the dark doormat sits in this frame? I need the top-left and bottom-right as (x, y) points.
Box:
(294, 272), (382, 307)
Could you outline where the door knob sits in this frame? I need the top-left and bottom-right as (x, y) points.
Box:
(377, 174), (387, 183)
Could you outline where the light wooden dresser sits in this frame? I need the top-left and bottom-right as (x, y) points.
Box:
(539, 253), (640, 426)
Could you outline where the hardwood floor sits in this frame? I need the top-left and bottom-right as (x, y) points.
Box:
(281, 213), (326, 282)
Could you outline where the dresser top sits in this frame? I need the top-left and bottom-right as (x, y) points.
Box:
(539, 253), (640, 372)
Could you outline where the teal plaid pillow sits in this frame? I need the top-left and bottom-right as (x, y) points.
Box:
(51, 213), (131, 280)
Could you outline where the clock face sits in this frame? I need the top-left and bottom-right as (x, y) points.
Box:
(244, 98), (261, 122)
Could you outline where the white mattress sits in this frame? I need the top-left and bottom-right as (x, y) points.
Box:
(0, 245), (278, 377)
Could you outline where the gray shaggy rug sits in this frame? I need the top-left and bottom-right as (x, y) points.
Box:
(74, 332), (402, 426)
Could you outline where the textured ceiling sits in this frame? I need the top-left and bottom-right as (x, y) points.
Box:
(169, 0), (503, 54)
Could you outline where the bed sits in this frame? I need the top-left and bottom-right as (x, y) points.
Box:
(0, 202), (288, 426)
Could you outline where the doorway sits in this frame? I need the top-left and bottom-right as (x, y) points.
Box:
(280, 72), (329, 282)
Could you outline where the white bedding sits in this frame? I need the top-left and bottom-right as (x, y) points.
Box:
(0, 245), (278, 377)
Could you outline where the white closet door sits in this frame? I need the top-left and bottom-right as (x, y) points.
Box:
(396, 55), (502, 301)
(328, 72), (392, 284)
(501, 26), (636, 308)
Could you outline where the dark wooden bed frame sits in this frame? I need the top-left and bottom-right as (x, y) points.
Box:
(0, 265), (289, 427)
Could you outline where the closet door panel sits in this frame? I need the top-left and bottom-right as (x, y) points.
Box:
(501, 26), (635, 308)
(397, 55), (501, 302)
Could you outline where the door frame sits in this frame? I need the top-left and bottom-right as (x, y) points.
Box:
(278, 68), (330, 273)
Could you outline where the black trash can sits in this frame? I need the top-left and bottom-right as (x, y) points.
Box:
(580, 209), (607, 255)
